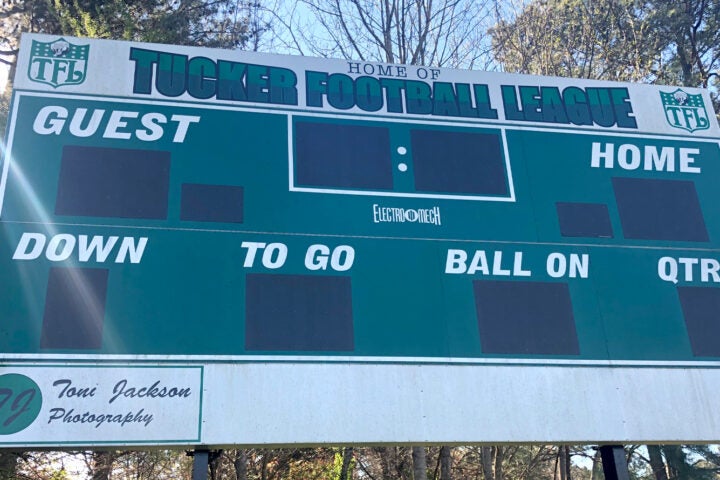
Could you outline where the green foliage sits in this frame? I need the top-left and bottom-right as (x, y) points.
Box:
(49, 0), (138, 40)
(660, 445), (720, 480)
(43, 0), (253, 48)
(49, 469), (70, 480)
(490, 0), (720, 118)
(331, 449), (344, 478)
(491, 0), (720, 90)
(649, 0), (720, 88)
(0, 0), (265, 81)
(330, 447), (355, 480)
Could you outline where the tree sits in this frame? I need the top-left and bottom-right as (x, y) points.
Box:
(439, 446), (452, 480)
(481, 447), (495, 480)
(648, 0), (720, 88)
(491, 1), (718, 101)
(337, 446), (355, 480)
(0, 0), (265, 88)
(648, 0), (720, 116)
(286, 0), (495, 69)
(0, 0), (61, 72)
(111, 450), (192, 479)
(0, 451), (18, 480)
(490, 0), (719, 118)
(89, 451), (118, 480)
(490, 0), (663, 82)
(199, 448), (337, 479)
(647, 445), (669, 480)
(412, 446), (427, 480)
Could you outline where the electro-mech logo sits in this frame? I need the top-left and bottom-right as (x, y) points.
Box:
(660, 88), (710, 133)
(373, 204), (442, 226)
(28, 38), (89, 88)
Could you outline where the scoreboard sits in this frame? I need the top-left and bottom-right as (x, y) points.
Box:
(1, 34), (720, 447)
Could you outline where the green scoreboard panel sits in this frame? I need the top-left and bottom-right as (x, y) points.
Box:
(1, 34), (720, 447)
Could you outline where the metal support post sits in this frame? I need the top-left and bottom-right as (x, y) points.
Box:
(190, 449), (209, 480)
(600, 445), (631, 480)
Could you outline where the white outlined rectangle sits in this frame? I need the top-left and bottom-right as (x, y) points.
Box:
(0, 364), (203, 447)
(287, 113), (517, 202)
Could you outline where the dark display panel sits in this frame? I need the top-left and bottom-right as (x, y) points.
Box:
(294, 121), (393, 190)
(245, 273), (354, 351)
(41, 267), (109, 350)
(474, 280), (579, 355)
(55, 145), (170, 220)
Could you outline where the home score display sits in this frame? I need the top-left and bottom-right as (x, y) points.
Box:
(1, 34), (720, 447)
